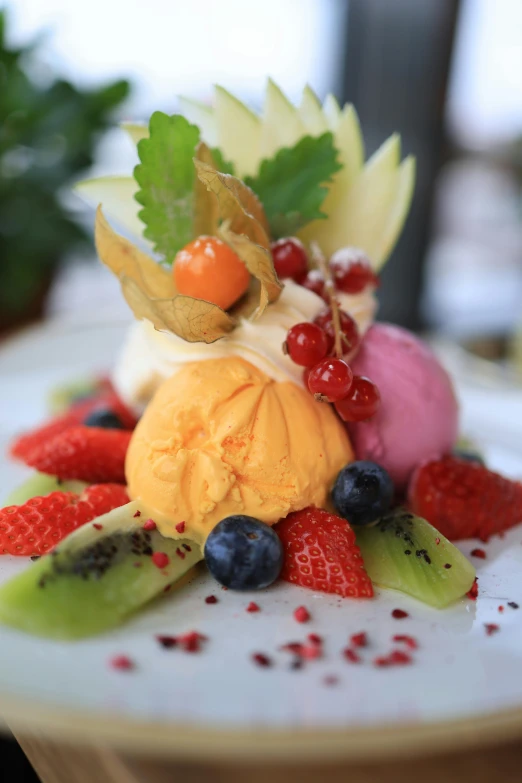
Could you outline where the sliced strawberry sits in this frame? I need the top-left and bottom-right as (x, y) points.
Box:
(0, 484), (128, 556)
(10, 385), (137, 461)
(21, 426), (132, 484)
(409, 456), (522, 541)
(276, 507), (374, 598)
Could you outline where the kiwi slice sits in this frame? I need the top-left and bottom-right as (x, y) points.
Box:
(0, 501), (202, 639)
(48, 377), (99, 414)
(4, 473), (88, 506)
(355, 510), (476, 608)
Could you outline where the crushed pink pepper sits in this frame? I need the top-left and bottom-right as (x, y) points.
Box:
(350, 631), (368, 648)
(343, 648), (361, 663)
(392, 634), (418, 650)
(246, 602), (260, 613)
(391, 609), (409, 620)
(175, 521), (186, 534)
(252, 653), (272, 667)
(471, 548), (486, 559)
(93, 523), (103, 530)
(467, 578), (479, 600)
(294, 606), (311, 623)
(143, 519), (156, 531)
(152, 552), (169, 569)
(205, 595), (218, 604)
(484, 623), (499, 636)
(308, 633), (323, 646)
(133, 510), (141, 518)
(175, 548), (186, 560)
(110, 655), (135, 671)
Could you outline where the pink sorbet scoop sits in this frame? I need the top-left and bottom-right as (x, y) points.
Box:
(347, 323), (459, 489)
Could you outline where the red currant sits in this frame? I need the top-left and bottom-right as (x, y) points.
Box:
(313, 309), (360, 356)
(301, 269), (326, 299)
(285, 323), (328, 367)
(334, 376), (381, 422)
(271, 238), (308, 282)
(307, 358), (353, 402)
(330, 248), (379, 294)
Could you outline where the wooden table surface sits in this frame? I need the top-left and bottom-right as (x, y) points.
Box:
(11, 731), (522, 783)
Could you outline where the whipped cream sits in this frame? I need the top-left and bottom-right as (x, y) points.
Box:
(113, 280), (377, 411)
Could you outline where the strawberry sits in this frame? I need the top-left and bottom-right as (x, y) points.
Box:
(20, 426), (132, 484)
(0, 484), (128, 556)
(276, 507), (374, 598)
(10, 385), (137, 462)
(409, 456), (522, 541)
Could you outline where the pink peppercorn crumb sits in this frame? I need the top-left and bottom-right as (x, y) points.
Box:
(157, 635), (178, 649)
(110, 655), (134, 671)
(152, 552), (169, 569)
(300, 644), (322, 660)
(175, 521), (186, 534)
(485, 623), (499, 636)
(252, 653), (272, 668)
(246, 602), (260, 613)
(350, 631), (368, 648)
(93, 523), (103, 531)
(308, 633), (322, 646)
(392, 634), (418, 650)
(178, 631), (206, 652)
(391, 609), (409, 620)
(133, 510), (141, 518)
(183, 544), (192, 552)
(467, 578), (479, 600)
(343, 648), (361, 663)
(471, 548), (486, 559)
(175, 548), (186, 560)
(498, 605), (504, 613)
(294, 606), (310, 623)
(143, 519), (156, 531)
(205, 595), (218, 604)
(435, 537), (440, 545)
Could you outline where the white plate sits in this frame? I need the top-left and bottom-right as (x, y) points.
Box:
(1, 320), (522, 761)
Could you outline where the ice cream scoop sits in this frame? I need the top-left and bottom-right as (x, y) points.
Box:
(347, 323), (458, 489)
(125, 356), (354, 544)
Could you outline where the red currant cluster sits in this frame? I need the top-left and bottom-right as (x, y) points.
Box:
(273, 237), (381, 424)
(270, 238), (379, 299)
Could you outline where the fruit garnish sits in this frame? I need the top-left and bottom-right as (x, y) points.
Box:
(3, 473), (88, 507)
(334, 376), (381, 423)
(10, 384), (136, 463)
(276, 506), (374, 599)
(409, 455), (522, 541)
(48, 376), (111, 415)
(301, 269), (326, 299)
(0, 500), (203, 639)
(84, 408), (125, 429)
(354, 510), (476, 609)
(330, 248), (379, 294)
(307, 358), (353, 403)
(0, 484), (128, 556)
(203, 515), (284, 590)
(173, 236), (250, 310)
(270, 237), (308, 282)
(331, 461), (394, 526)
(284, 323), (329, 367)
(17, 425), (132, 484)
(313, 308), (360, 357)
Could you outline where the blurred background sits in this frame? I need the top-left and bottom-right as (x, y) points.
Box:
(1, 0), (522, 352)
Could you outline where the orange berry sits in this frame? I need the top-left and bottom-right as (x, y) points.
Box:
(173, 236), (250, 310)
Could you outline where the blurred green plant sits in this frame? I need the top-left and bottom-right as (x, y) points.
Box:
(0, 10), (130, 325)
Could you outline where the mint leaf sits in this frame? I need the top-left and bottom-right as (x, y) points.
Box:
(245, 132), (341, 238)
(134, 112), (200, 261)
(210, 147), (235, 175)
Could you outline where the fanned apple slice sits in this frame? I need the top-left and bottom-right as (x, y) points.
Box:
(121, 122), (149, 145)
(260, 79), (306, 159)
(299, 134), (409, 266)
(214, 86), (261, 177)
(177, 96), (218, 147)
(75, 176), (143, 240)
(322, 93), (341, 131)
(299, 85), (328, 135)
(372, 155), (416, 267)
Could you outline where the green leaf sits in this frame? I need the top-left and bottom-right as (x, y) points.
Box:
(210, 147), (235, 175)
(134, 112), (200, 261)
(245, 132), (342, 238)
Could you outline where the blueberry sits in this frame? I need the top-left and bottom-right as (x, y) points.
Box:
(332, 461), (394, 526)
(84, 409), (124, 429)
(204, 515), (284, 590)
(453, 449), (485, 466)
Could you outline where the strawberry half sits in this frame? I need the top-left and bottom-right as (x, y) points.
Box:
(409, 455), (522, 541)
(10, 385), (137, 462)
(20, 426), (132, 484)
(276, 507), (374, 598)
(0, 484), (128, 556)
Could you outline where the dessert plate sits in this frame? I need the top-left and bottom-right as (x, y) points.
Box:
(1, 319), (522, 762)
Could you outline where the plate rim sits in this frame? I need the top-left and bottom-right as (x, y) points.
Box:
(2, 695), (522, 762)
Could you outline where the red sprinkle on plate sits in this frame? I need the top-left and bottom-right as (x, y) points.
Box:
(350, 631), (368, 648)
(485, 623), (500, 636)
(252, 653), (272, 668)
(471, 548), (486, 559)
(467, 578), (479, 600)
(294, 606), (311, 623)
(205, 595), (218, 604)
(110, 655), (134, 671)
(391, 609), (409, 620)
(246, 602), (260, 613)
(343, 648), (361, 663)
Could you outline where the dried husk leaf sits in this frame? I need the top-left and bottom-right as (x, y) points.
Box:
(120, 276), (235, 342)
(194, 160), (270, 248)
(193, 143), (220, 237)
(96, 207), (234, 343)
(95, 206), (174, 299)
(219, 221), (282, 317)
